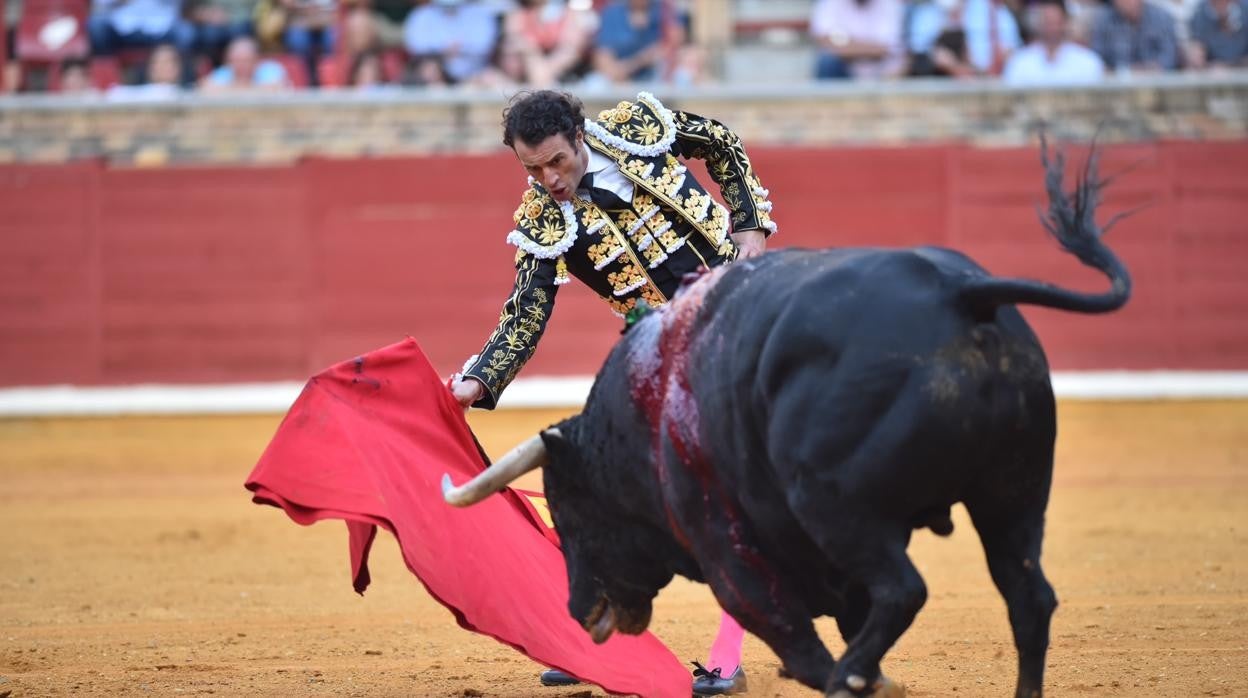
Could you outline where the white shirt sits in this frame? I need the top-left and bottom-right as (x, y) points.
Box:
(578, 144), (635, 204)
(93, 0), (182, 35)
(1003, 42), (1106, 86)
(811, 0), (906, 78)
(402, 3), (499, 83)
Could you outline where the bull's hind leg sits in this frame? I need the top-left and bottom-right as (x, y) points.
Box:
(964, 453), (1058, 698)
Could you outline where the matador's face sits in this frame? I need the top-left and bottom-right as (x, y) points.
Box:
(514, 130), (589, 203)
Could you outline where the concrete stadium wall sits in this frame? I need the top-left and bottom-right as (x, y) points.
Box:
(2, 140), (1247, 389)
(1, 76), (1247, 165)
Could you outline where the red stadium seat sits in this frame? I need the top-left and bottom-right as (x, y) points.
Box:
(381, 49), (405, 83)
(115, 46), (153, 70)
(15, 0), (89, 62)
(317, 54), (344, 88)
(88, 56), (121, 89)
(274, 53), (309, 88)
(320, 50), (407, 88)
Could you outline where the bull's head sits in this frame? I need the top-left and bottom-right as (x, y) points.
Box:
(442, 418), (674, 644)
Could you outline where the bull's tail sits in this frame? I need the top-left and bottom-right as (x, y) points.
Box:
(958, 138), (1133, 315)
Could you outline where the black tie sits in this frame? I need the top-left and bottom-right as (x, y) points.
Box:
(580, 172), (631, 211)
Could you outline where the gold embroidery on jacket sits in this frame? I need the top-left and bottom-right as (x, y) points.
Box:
(588, 239), (623, 268)
(607, 262), (646, 296)
(652, 158), (687, 198)
(640, 285), (666, 306)
(597, 98), (673, 148)
(534, 215), (565, 245)
(622, 158), (655, 179)
(623, 113), (665, 145)
(722, 181), (742, 210)
(609, 297), (637, 315)
(682, 190), (712, 222)
(639, 240), (666, 266)
(476, 266), (550, 388)
(572, 196), (666, 305)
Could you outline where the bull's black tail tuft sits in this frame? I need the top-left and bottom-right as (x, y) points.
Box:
(958, 136), (1133, 315)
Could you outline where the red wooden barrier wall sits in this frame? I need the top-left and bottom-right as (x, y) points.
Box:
(2, 141), (1246, 388)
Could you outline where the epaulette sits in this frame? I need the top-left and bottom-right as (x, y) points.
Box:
(506, 185), (579, 261)
(584, 92), (678, 158)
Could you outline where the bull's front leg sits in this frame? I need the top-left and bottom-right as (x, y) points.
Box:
(658, 469), (843, 689)
(702, 551), (837, 691)
(825, 540), (924, 698)
(656, 439), (837, 689)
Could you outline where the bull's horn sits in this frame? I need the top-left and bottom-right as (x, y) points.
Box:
(442, 430), (557, 507)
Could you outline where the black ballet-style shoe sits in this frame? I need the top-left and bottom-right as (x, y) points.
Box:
(691, 660), (748, 696)
(539, 668), (581, 686)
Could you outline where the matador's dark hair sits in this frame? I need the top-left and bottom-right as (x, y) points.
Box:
(502, 90), (585, 149)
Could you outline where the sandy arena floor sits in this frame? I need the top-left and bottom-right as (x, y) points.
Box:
(1, 401), (1245, 697)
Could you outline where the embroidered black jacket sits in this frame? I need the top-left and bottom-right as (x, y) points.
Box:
(463, 92), (777, 408)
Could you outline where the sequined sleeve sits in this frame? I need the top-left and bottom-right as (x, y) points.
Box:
(670, 110), (777, 237)
(462, 252), (559, 409)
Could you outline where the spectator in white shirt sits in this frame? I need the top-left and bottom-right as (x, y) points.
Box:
(909, 0), (1022, 77)
(1004, 0), (1106, 85)
(88, 0), (198, 85)
(403, 0), (504, 86)
(811, 0), (907, 79)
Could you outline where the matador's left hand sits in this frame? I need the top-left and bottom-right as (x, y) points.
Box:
(731, 229), (767, 259)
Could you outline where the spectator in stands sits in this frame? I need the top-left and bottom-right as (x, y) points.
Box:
(88, 0), (198, 85)
(58, 57), (96, 93)
(1066, 0), (1104, 45)
(347, 45), (401, 87)
(348, 45), (381, 83)
(402, 0), (504, 86)
(1186, 0), (1248, 68)
(107, 42), (186, 99)
(186, 0), (256, 68)
(282, 0), (339, 87)
(1153, 0), (1202, 44)
(1003, 0), (1106, 84)
(3, 0), (19, 93)
(200, 34), (292, 90)
(663, 5), (708, 85)
(253, 0), (286, 52)
(1090, 0), (1181, 71)
(909, 0), (1022, 76)
(810, 0), (907, 79)
(500, 0), (596, 87)
(591, 0), (664, 84)
(345, 0), (413, 50)
(342, 4), (381, 56)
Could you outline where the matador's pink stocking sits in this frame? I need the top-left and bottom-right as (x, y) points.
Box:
(707, 611), (745, 674)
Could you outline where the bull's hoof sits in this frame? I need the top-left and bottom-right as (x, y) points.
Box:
(872, 676), (906, 698)
(827, 675), (906, 698)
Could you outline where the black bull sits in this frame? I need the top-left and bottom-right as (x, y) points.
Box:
(444, 144), (1132, 698)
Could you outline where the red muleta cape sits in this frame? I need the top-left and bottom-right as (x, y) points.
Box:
(244, 337), (688, 697)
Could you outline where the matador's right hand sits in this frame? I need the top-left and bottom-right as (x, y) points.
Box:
(449, 375), (485, 410)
